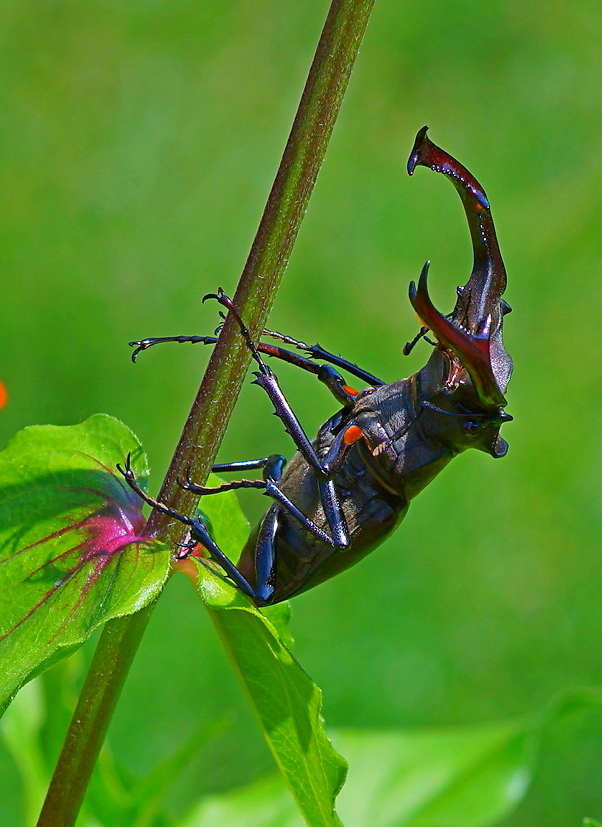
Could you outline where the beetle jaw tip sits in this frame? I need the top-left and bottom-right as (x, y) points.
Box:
(491, 435), (509, 458)
(407, 125), (430, 176)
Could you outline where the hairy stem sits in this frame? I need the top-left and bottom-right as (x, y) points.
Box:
(38, 1), (375, 824)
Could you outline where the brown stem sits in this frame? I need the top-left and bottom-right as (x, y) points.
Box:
(37, 1), (376, 824)
(151, 0), (376, 533)
(36, 603), (156, 826)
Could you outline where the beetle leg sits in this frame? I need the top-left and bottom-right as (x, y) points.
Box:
(260, 327), (384, 386)
(252, 506), (279, 604)
(130, 334), (380, 405)
(129, 335), (217, 363)
(202, 290), (339, 478)
(186, 448), (352, 550)
(117, 454), (263, 601)
(116, 454), (187, 523)
(309, 423), (380, 550)
(251, 367), (339, 478)
(250, 482), (350, 604)
(182, 446), (350, 548)
(317, 478), (350, 549)
(266, 426), (365, 550)
(256, 474), (351, 551)
(130, 327), (384, 387)
(315, 364), (361, 406)
(212, 457), (275, 474)
(180, 466), (344, 549)
(184, 517), (262, 600)
(180, 455), (287, 496)
(130, 335), (367, 406)
(121, 450), (346, 601)
(251, 362), (376, 481)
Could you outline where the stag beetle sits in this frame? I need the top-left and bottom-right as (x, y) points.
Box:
(120, 127), (513, 605)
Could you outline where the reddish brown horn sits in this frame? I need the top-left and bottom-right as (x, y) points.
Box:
(408, 262), (507, 408)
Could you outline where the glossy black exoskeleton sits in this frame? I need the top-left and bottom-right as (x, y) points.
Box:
(121, 127), (513, 605)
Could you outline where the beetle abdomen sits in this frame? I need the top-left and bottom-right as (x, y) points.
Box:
(238, 447), (407, 603)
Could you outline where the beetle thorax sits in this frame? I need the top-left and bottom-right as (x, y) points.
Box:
(351, 377), (452, 500)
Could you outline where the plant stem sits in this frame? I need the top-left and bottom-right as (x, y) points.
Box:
(152, 0), (376, 524)
(37, 602), (155, 826)
(38, 1), (375, 823)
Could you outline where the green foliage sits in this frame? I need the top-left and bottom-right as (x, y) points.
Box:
(0, 411), (599, 825)
(165, 694), (602, 826)
(0, 681), (47, 826)
(0, 415), (170, 715)
(1, 665), (218, 827)
(2, 0), (602, 824)
(4, 669), (599, 827)
(0, 423), (346, 825)
(189, 483), (347, 827)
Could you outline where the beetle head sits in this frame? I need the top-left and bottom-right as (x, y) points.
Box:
(406, 127), (513, 458)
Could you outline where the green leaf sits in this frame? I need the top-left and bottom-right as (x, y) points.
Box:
(1, 667), (107, 827)
(583, 820), (602, 826)
(333, 723), (533, 826)
(0, 414), (170, 715)
(179, 773), (301, 827)
(0, 679), (48, 826)
(181, 483), (346, 827)
(123, 719), (228, 827)
(261, 602), (295, 652)
(177, 690), (601, 827)
(334, 695), (597, 826)
(3, 654), (216, 827)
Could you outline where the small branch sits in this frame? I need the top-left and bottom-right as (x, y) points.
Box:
(151, 0), (376, 529)
(37, 602), (155, 826)
(38, 1), (376, 824)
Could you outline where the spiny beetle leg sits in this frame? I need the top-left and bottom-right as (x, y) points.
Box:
(250, 367), (336, 477)
(117, 453), (195, 526)
(263, 480), (347, 548)
(117, 454), (261, 599)
(129, 334), (326, 379)
(212, 455), (287, 479)
(132, 334), (362, 407)
(261, 327), (384, 386)
(254, 509), (279, 603)
(181, 454), (288, 495)
(202, 288), (268, 374)
(212, 457), (273, 474)
(204, 289), (380, 403)
(185, 516), (261, 600)
(130, 301), (383, 398)
(214, 452), (348, 552)
(203, 290), (335, 477)
(318, 478), (350, 549)
(179, 473), (266, 496)
(129, 336), (217, 363)
(181, 455), (345, 548)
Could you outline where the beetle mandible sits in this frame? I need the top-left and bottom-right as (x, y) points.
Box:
(120, 127), (513, 605)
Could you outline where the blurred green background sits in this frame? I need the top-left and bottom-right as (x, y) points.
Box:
(2, 0), (602, 823)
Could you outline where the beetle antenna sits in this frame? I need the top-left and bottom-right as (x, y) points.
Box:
(403, 326), (429, 356)
(421, 400), (484, 418)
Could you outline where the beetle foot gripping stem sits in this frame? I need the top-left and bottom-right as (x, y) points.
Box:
(202, 288), (272, 376)
(116, 454), (197, 555)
